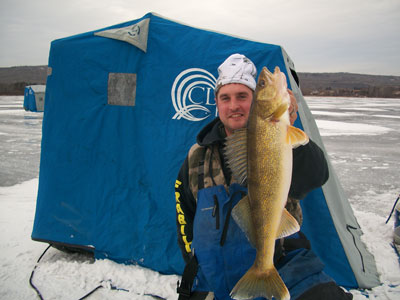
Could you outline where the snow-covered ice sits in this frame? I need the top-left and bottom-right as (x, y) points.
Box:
(0, 96), (399, 299)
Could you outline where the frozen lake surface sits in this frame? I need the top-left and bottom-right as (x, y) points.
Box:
(305, 96), (400, 218)
(0, 96), (42, 187)
(1, 95), (398, 217)
(0, 95), (399, 299)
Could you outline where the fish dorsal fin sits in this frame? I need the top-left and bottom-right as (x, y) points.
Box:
(224, 128), (248, 184)
(286, 126), (309, 149)
(232, 195), (256, 248)
(277, 208), (300, 239)
(272, 102), (289, 120)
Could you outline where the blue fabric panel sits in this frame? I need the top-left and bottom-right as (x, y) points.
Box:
(301, 188), (357, 287)
(30, 92), (37, 111)
(23, 87), (29, 110)
(31, 12), (358, 285)
(32, 13), (288, 275)
(295, 115), (357, 287)
(23, 87), (38, 112)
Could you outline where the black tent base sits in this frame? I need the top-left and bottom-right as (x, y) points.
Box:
(32, 237), (95, 258)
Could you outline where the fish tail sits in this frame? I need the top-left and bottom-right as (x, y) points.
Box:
(230, 265), (290, 300)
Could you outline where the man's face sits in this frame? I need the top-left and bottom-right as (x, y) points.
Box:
(216, 83), (253, 136)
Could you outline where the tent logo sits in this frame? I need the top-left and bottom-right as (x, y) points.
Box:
(171, 68), (217, 122)
(127, 24), (140, 37)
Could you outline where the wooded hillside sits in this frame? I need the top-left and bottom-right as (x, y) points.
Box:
(1, 65), (399, 98)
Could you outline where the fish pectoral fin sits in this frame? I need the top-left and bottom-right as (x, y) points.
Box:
(286, 125), (309, 148)
(277, 208), (300, 239)
(271, 103), (288, 121)
(232, 195), (256, 248)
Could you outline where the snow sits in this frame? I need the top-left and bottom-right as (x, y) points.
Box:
(315, 120), (392, 136)
(0, 96), (399, 299)
(0, 180), (179, 300)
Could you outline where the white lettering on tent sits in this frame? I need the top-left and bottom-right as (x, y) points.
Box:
(171, 68), (217, 122)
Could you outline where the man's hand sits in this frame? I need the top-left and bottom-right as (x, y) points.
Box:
(288, 89), (298, 125)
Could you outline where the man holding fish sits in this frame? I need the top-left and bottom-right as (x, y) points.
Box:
(175, 54), (353, 300)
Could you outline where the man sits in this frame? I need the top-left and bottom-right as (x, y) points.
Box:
(175, 54), (352, 300)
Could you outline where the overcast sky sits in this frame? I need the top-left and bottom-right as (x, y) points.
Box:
(1, 0), (399, 75)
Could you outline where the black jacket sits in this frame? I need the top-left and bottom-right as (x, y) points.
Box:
(176, 118), (329, 262)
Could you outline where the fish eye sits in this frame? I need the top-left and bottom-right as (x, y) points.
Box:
(259, 80), (265, 87)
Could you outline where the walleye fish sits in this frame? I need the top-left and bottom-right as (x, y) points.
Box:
(225, 66), (309, 300)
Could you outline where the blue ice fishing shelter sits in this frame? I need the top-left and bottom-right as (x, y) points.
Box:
(24, 85), (46, 112)
(32, 12), (379, 288)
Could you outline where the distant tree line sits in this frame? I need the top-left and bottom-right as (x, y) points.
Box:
(298, 72), (400, 98)
(0, 65), (47, 95)
(301, 86), (400, 98)
(0, 82), (32, 95)
(2, 82), (399, 98)
(1, 66), (400, 98)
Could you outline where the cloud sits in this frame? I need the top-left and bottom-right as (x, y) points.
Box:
(0, 0), (399, 75)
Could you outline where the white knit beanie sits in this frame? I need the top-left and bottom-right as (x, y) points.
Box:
(215, 54), (257, 94)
